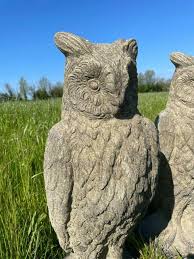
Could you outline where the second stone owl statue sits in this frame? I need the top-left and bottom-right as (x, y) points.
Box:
(155, 52), (194, 257)
(44, 32), (159, 259)
(140, 52), (194, 258)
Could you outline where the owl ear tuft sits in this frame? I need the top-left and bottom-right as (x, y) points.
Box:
(123, 39), (138, 61)
(54, 32), (92, 57)
(170, 52), (194, 68)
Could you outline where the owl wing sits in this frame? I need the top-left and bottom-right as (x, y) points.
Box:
(153, 109), (176, 214)
(44, 122), (73, 253)
(156, 109), (175, 161)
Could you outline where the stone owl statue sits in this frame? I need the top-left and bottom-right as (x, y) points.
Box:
(44, 32), (159, 259)
(140, 52), (194, 258)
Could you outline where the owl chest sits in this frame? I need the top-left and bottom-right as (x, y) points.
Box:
(68, 119), (148, 201)
(69, 123), (127, 179)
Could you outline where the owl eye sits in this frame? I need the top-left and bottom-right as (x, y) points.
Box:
(88, 79), (100, 91)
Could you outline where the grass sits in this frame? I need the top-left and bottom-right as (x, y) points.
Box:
(138, 92), (168, 121)
(0, 92), (170, 259)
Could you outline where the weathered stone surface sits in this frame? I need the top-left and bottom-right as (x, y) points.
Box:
(44, 32), (159, 259)
(141, 52), (194, 258)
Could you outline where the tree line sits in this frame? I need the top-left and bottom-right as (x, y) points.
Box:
(0, 77), (63, 102)
(0, 70), (170, 102)
(138, 70), (171, 92)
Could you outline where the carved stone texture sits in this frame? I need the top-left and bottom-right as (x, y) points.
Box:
(44, 32), (159, 259)
(143, 52), (194, 258)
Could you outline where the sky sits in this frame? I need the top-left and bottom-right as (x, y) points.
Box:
(0, 0), (194, 91)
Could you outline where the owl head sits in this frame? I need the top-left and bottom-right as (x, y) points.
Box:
(169, 52), (194, 108)
(55, 32), (138, 119)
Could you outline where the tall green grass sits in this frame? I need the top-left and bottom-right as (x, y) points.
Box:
(0, 100), (65, 258)
(0, 93), (169, 258)
(138, 92), (168, 121)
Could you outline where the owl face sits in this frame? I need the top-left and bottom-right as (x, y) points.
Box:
(170, 52), (194, 108)
(55, 32), (138, 118)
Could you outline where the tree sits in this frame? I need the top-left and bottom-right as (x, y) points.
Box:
(4, 83), (16, 100)
(38, 77), (51, 92)
(0, 92), (9, 102)
(33, 88), (49, 100)
(50, 81), (63, 98)
(33, 77), (51, 100)
(19, 77), (29, 100)
(144, 70), (156, 85)
(28, 84), (36, 100)
(138, 72), (146, 86)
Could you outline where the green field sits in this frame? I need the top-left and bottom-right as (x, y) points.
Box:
(0, 92), (170, 259)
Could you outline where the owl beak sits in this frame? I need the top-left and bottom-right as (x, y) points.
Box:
(106, 84), (116, 94)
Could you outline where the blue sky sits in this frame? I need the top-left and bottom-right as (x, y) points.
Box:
(0, 0), (194, 90)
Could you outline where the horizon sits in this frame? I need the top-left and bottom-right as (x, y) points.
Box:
(0, 0), (194, 91)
